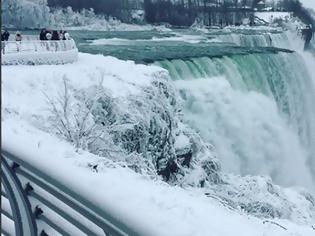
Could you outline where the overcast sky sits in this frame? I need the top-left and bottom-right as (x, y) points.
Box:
(301, 0), (315, 11)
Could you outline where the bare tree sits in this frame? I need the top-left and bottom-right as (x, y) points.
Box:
(44, 75), (104, 150)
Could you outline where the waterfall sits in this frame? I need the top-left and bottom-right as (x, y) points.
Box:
(216, 32), (291, 49)
(154, 51), (315, 190)
(215, 29), (314, 52)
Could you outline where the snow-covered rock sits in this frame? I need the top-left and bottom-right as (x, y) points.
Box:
(2, 52), (220, 185)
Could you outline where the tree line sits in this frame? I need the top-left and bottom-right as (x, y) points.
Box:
(47, 0), (314, 27)
(281, 0), (314, 26)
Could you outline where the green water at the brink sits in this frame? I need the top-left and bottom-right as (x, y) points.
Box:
(72, 29), (293, 63)
(21, 28), (292, 63)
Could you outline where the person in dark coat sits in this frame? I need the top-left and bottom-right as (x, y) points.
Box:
(51, 30), (59, 40)
(4, 30), (10, 41)
(40, 29), (47, 40)
(1, 29), (10, 41)
(302, 25), (314, 51)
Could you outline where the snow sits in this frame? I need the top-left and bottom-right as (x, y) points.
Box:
(65, 22), (172, 32)
(1, 196), (13, 217)
(2, 119), (315, 236)
(2, 53), (160, 102)
(174, 133), (190, 150)
(2, 0), (50, 29)
(2, 49), (78, 65)
(2, 52), (315, 235)
(90, 34), (216, 45)
(1, 214), (15, 235)
(255, 12), (292, 23)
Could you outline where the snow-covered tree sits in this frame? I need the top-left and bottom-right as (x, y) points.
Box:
(2, 0), (50, 28)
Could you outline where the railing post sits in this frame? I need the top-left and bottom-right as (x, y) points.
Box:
(40, 230), (49, 236)
(46, 41), (50, 51)
(16, 42), (20, 52)
(1, 41), (5, 55)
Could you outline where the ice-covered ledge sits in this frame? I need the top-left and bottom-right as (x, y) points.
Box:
(1, 39), (78, 65)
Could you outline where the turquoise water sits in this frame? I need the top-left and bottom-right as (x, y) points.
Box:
(70, 29), (293, 62)
(20, 28), (293, 63)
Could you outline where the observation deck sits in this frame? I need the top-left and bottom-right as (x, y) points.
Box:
(1, 35), (78, 65)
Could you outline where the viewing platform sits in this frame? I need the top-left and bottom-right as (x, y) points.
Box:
(1, 36), (78, 65)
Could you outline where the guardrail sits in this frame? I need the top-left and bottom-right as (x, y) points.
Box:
(1, 39), (76, 55)
(1, 150), (141, 236)
(1, 38), (78, 65)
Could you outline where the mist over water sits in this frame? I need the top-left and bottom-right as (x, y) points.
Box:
(175, 77), (313, 189)
(156, 48), (315, 191)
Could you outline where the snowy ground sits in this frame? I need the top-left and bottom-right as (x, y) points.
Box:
(65, 23), (172, 32)
(255, 12), (292, 24)
(2, 52), (315, 235)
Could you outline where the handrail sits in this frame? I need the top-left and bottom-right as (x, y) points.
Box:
(1, 156), (38, 236)
(1, 39), (77, 55)
(1, 149), (141, 236)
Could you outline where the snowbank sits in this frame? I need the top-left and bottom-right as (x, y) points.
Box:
(255, 12), (292, 23)
(2, 119), (315, 236)
(2, 49), (78, 65)
(2, 53), (159, 108)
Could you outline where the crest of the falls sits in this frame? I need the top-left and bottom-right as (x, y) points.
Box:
(154, 50), (315, 191)
(216, 32), (290, 48)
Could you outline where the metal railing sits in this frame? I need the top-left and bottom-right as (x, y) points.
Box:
(1, 150), (141, 236)
(1, 39), (77, 55)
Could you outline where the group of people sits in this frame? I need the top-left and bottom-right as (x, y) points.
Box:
(40, 29), (70, 41)
(1, 30), (23, 41)
(1, 29), (71, 42)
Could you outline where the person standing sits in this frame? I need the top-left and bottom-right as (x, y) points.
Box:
(302, 25), (313, 51)
(40, 29), (47, 40)
(1, 30), (5, 54)
(15, 32), (22, 41)
(15, 31), (22, 52)
(51, 30), (59, 40)
(2, 30), (10, 41)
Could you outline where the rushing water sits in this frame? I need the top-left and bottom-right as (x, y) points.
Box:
(156, 52), (315, 190)
(24, 28), (315, 190)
